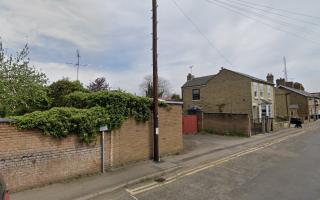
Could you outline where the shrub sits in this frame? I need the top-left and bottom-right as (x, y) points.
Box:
(13, 91), (168, 143)
(13, 107), (109, 143)
(64, 91), (153, 122)
(48, 79), (87, 107)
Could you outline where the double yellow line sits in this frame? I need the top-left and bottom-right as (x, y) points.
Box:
(127, 131), (305, 196)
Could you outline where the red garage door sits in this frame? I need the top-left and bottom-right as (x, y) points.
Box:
(183, 115), (198, 135)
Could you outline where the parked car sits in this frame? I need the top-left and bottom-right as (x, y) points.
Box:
(290, 117), (302, 128)
(0, 174), (10, 200)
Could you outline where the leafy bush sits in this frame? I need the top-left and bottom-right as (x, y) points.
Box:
(48, 79), (87, 107)
(13, 107), (109, 143)
(13, 91), (168, 143)
(64, 91), (153, 122)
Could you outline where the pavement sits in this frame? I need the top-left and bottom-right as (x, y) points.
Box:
(11, 122), (319, 200)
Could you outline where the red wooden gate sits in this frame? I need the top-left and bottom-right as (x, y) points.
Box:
(183, 115), (198, 135)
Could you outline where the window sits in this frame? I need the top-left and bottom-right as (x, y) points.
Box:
(253, 83), (258, 98)
(267, 86), (272, 99)
(192, 89), (200, 101)
(260, 84), (264, 98)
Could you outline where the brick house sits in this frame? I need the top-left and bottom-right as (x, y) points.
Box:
(275, 85), (319, 122)
(311, 93), (320, 118)
(181, 68), (275, 122)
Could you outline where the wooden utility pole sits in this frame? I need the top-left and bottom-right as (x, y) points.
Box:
(152, 0), (160, 162)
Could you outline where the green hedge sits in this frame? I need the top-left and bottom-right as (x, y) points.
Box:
(12, 91), (169, 143)
(13, 107), (109, 143)
(64, 91), (153, 122)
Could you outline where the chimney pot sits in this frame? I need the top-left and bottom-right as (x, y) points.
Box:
(267, 73), (274, 84)
(187, 73), (194, 81)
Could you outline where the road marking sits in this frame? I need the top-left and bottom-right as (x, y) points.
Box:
(130, 194), (139, 200)
(127, 131), (306, 196)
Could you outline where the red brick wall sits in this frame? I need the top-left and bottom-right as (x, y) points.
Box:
(0, 125), (101, 192)
(201, 113), (251, 137)
(0, 104), (183, 191)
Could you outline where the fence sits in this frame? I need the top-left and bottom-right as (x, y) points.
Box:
(251, 117), (274, 134)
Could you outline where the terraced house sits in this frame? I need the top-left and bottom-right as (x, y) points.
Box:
(182, 68), (275, 122)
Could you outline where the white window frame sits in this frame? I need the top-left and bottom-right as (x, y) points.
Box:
(253, 83), (258, 99)
(260, 84), (264, 99)
(267, 86), (272, 99)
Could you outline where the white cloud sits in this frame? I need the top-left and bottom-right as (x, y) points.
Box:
(1, 0), (320, 95)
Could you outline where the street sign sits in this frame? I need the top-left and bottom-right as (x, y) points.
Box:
(99, 125), (108, 132)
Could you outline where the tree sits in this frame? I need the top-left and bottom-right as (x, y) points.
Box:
(48, 78), (87, 107)
(170, 93), (181, 101)
(88, 77), (110, 92)
(139, 75), (171, 99)
(0, 41), (50, 116)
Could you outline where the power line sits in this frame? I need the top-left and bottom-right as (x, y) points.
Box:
(223, 0), (320, 27)
(171, 0), (233, 66)
(207, 0), (318, 36)
(230, 0), (320, 20)
(205, 0), (320, 46)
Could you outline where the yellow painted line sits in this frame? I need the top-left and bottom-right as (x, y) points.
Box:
(128, 182), (158, 193)
(127, 131), (306, 196)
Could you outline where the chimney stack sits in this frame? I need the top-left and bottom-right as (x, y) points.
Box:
(293, 82), (305, 91)
(187, 73), (195, 81)
(285, 81), (294, 88)
(276, 78), (286, 87)
(266, 73), (274, 84)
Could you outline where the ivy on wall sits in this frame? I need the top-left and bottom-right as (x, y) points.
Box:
(12, 91), (168, 143)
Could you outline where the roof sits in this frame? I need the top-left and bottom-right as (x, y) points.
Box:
(278, 85), (313, 97)
(311, 93), (320, 98)
(182, 75), (215, 88)
(224, 69), (274, 86)
(182, 68), (273, 88)
(261, 99), (272, 104)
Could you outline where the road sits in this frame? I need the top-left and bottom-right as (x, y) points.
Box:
(94, 124), (320, 200)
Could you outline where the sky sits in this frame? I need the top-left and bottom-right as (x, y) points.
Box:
(0, 0), (319, 95)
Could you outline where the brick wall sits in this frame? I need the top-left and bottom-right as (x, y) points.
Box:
(0, 126), (101, 192)
(275, 87), (290, 120)
(0, 104), (183, 191)
(201, 113), (251, 137)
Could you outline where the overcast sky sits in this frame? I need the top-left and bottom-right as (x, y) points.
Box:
(0, 0), (319, 94)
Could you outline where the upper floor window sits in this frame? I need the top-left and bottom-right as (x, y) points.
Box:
(253, 83), (258, 98)
(267, 86), (272, 99)
(260, 84), (264, 98)
(192, 89), (200, 101)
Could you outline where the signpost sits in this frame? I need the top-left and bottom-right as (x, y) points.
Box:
(100, 125), (108, 173)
